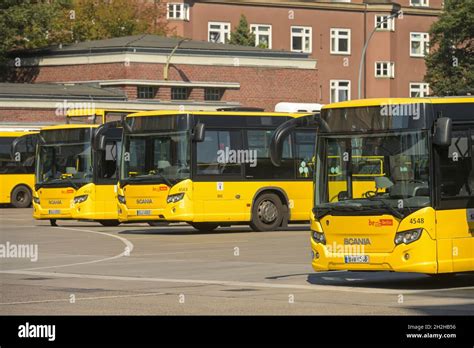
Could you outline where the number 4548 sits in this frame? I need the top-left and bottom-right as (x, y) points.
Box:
(410, 218), (424, 224)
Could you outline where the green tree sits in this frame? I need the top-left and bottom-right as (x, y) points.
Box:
(228, 14), (255, 46)
(0, 1), (73, 65)
(0, 0), (168, 67)
(425, 0), (474, 95)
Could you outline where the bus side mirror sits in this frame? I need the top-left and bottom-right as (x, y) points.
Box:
(193, 123), (205, 142)
(433, 117), (452, 147)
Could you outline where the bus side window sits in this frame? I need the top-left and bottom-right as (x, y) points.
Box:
(245, 129), (293, 179)
(196, 130), (242, 176)
(438, 130), (473, 199)
(295, 131), (316, 179)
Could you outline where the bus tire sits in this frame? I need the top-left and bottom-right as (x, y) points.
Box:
(250, 193), (283, 232)
(99, 220), (121, 227)
(11, 185), (32, 208)
(50, 219), (58, 227)
(189, 222), (219, 232)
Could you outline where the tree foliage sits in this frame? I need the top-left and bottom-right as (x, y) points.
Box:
(228, 14), (255, 46)
(425, 0), (474, 95)
(0, 0), (168, 65)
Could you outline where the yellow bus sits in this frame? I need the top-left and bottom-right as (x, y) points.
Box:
(305, 97), (474, 274)
(117, 110), (317, 231)
(33, 110), (134, 226)
(0, 127), (38, 208)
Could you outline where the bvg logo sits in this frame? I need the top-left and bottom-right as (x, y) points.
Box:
(368, 219), (393, 227)
(136, 199), (152, 204)
(49, 200), (62, 205)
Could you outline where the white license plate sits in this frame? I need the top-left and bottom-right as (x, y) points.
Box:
(137, 210), (151, 216)
(344, 255), (369, 264)
(48, 210), (61, 215)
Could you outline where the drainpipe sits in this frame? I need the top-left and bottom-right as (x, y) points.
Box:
(163, 39), (190, 81)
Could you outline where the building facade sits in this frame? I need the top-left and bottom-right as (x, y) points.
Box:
(1, 36), (317, 121)
(164, 0), (442, 103)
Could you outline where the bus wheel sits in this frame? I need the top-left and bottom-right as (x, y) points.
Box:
(50, 219), (58, 227)
(189, 222), (219, 232)
(99, 220), (121, 227)
(11, 185), (32, 208)
(250, 193), (283, 232)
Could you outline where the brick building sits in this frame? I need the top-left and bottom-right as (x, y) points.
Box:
(163, 0), (442, 102)
(1, 35), (317, 122)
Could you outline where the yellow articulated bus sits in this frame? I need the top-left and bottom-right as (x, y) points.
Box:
(117, 110), (318, 232)
(0, 127), (39, 208)
(304, 97), (474, 274)
(33, 110), (134, 226)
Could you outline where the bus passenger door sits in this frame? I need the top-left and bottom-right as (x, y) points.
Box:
(435, 128), (474, 273)
(194, 129), (245, 222)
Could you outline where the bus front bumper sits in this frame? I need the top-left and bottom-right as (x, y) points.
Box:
(33, 203), (73, 220)
(310, 231), (438, 274)
(117, 202), (193, 223)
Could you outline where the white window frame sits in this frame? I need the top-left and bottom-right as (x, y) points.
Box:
(208, 22), (231, 44)
(410, 0), (429, 7)
(409, 83), (430, 97)
(291, 26), (312, 53)
(330, 28), (351, 55)
(250, 24), (272, 49)
(375, 61), (395, 78)
(410, 32), (429, 57)
(167, 3), (190, 21)
(375, 14), (395, 31)
(330, 80), (351, 103)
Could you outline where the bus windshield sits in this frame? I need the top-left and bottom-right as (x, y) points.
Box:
(36, 129), (93, 188)
(314, 130), (431, 218)
(121, 131), (190, 186)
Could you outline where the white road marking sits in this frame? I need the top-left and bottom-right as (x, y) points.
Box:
(0, 292), (166, 306)
(15, 226), (134, 271)
(2, 269), (473, 295)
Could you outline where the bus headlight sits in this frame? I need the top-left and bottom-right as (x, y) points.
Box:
(312, 231), (326, 245)
(33, 197), (40, 204)
(394, 228), (422, 245)
(73, 195), (88, 204)
(167, 193), (184, 204)
(117, 195), (126, 204)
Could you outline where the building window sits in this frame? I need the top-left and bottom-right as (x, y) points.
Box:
(410, 0), (429, 6)
(167, 3), (190, 20)
(208, 22), (230, 43)
(330, 28), (351, 55)
(330, 80), (351, 103)
(291, 26), (312, 53)
(204, 88), (223, 101)
(171, 87), (190, 100)
(251, 24), (272, 49)
(375, 61), (395, 78)
(410, 32), (429, 57)
(409, 83), (429, 97)
(137, 86), (156, 99)
(375, 15), (395, 31)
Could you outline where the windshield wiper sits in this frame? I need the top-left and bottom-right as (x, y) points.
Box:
(41, 177), (79, 190)
(123, 173), (172, 187)
(366, 196), (404, 219)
